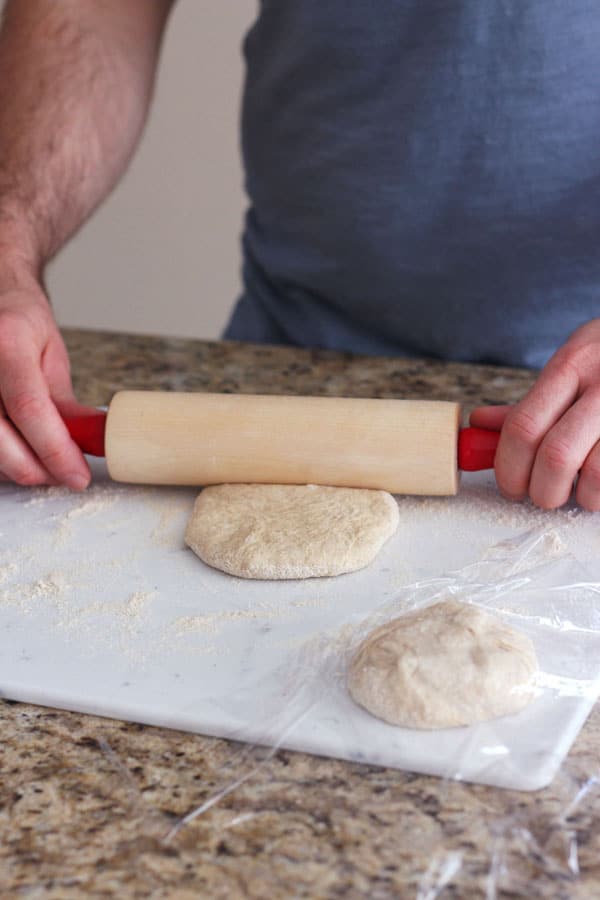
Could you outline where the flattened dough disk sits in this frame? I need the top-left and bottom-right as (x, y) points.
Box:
(185, 484), (399, 580)
(348, 600), (538, 729)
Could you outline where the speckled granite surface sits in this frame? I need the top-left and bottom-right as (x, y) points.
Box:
(65, 328), (537, 411)
(2, 329), (599, 899)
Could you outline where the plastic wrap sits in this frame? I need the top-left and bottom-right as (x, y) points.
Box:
(166, 524), (600, 892)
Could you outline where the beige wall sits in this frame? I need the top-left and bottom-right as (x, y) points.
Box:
(46, 0), (256, 339)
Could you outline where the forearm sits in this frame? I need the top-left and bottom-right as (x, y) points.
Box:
(0, 0), (175, 275)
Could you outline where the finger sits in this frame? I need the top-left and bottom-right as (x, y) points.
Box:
(576, 442), (600, 512)
(469, 405), (512, 431)
(0, 464), (59, 486)
(2, 383), (97, 429)
(0, 393), (59, 486)
(528, 388), (600, 508)
(494, 360), (580, 500)
(42, 331), (78, 403)
(54, 397), (102, 419)
(0, 414), (58, 486)
(0, 396), (53, 484)
(42, 334), (101, 420)
(1, 349), (90, 490)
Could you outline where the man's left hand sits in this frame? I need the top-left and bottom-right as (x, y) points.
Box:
(470, 319), (600, 511)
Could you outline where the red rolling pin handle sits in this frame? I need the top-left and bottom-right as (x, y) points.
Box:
(458, 427), (500, 472)
(63, 411), (107, 457)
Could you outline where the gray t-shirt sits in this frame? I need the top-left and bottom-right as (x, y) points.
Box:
(224, 1), (599, 368)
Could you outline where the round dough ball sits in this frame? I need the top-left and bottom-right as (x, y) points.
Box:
(347, 600), (537, 729)
(185, 483), (399, 579)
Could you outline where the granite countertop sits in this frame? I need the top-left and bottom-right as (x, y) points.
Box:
(2, 329), (599, 898)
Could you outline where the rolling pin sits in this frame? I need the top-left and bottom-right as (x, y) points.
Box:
(63, 391), (500, 496)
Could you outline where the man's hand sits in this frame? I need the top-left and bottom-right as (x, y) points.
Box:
(0, 279), (91, 489)
(470, 319), (600, 511)
(0, 0), (177, 489)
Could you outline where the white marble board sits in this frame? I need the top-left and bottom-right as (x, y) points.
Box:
(2, 458), (600, 791)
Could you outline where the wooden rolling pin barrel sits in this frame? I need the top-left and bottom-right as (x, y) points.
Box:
(63, 391), (500, 495)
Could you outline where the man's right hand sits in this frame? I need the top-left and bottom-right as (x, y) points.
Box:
(0, 278), (92, 490)
(0, 0), (177, 490)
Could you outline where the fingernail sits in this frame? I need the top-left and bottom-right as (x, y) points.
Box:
(67, 473), (90, 492)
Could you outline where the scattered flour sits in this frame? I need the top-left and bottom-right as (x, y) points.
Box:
(24, 482), (134, 511)
(174, 615), (220, 637)
(3, 472), (597, 674)
(124, 591), (153, 617)
(23, 486), (72, 506)
(53, 590), (156, 637)
(65, 494), (119, 520)
(25, 574), (69, 600)
(0, 562), (17, 585)
(394, 482), (582, 534)
(172, 596), (329, 637)
(0, 572), (71, 612)
(150, 503), (187, 546)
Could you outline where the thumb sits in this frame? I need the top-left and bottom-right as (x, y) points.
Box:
(469, 404), (513, 431)
(42, 333), (95, 415)
(54, 396), (103, 420)
(42, 333), (99, 417)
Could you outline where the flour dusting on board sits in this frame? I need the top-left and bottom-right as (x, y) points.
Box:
(2, 466), (599, 675)
(1, 475), (338, 666)
(0, 562), (17, 585)
(395, 482), (582, 532)
(0, 571), (71, 612)
(173, 596), (328, 637)
(23, 486), (72, 506)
